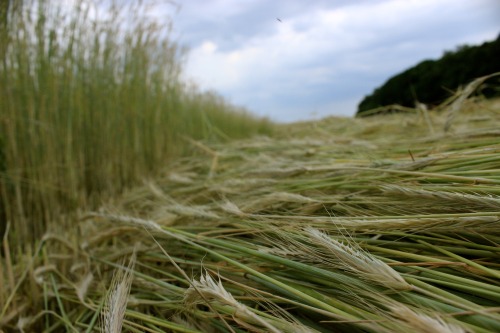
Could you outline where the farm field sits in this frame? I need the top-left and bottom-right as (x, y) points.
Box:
(1, 1), (500, 331)
(1, 95), (500, 332)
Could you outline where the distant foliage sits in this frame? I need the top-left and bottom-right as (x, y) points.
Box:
(357, 34), (500, 116)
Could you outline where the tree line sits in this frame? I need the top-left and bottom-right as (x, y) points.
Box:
(357, 34), (500, 116)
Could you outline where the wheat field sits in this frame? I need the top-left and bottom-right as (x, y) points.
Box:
(2, 89), (499, 332)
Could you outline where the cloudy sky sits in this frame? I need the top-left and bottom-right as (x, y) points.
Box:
(163, 0), (499, 122)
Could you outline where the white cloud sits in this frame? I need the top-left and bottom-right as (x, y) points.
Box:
(200, 41), (218, 54)
(176, 0), (500, 121)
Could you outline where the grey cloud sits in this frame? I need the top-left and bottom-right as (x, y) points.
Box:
(167, 0), (500, 121)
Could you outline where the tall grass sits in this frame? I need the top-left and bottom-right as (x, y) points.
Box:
(0, 0), (273, 243)
(1, 95), (499, 331)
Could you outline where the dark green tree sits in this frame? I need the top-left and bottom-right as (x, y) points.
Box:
(357, 35), (500, 116)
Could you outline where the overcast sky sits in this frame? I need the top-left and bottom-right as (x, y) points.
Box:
(163, 0), (500, 122)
